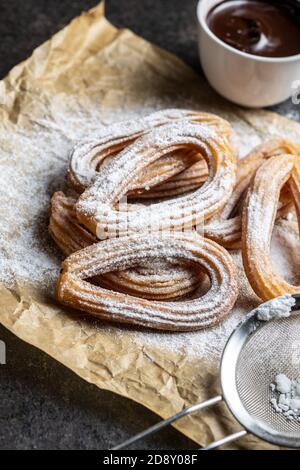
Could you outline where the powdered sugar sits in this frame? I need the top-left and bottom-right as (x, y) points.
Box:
(255, 294), (295, 322)
(270, 373), (300, 422)
(0, 126), (69, 291)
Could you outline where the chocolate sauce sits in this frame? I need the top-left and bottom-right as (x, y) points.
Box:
(207, 0), (300, 57)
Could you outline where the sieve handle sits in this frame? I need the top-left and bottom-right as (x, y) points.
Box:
(111, 395), (223, 450)
(200, 430), (247, 450)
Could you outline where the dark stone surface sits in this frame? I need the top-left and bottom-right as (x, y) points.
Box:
(0, 326), (197, 450)
(0, 0), (299, 451)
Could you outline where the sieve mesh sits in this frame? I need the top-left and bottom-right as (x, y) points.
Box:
(236, 315), (300, 436)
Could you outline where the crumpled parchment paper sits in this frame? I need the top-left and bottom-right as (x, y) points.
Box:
(1, 2), (300, 449)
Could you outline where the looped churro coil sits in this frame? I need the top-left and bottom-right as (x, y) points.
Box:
(68, 109), (234, 196)
(75, 122), (237, 239)
(49, 192), (201, 300)
(56, 233), (239, 331)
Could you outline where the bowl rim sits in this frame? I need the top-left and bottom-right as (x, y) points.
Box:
(196, 0), (300, 64)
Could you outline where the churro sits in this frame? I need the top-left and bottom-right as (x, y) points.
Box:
(242, 154), (300, 300)
(56, 233), (239, 331)
(76, 122), (236, 239)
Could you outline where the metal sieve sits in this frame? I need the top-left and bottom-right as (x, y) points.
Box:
(112, 295), (300, 450)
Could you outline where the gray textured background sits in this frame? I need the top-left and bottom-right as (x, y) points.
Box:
(0, 0), (299, 450)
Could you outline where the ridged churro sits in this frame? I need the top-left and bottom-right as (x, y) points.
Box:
(75, 122), (236, 239)
(56, 233), (239, 331)
(68, 108), (234, 195)
(242, 154), (300, 300)
(50, 192), (201, 300)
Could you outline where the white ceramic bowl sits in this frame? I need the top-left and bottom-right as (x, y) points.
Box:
(197, 0), (300, 107)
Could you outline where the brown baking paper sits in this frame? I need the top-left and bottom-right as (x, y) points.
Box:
(1, 2), (300, 449)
